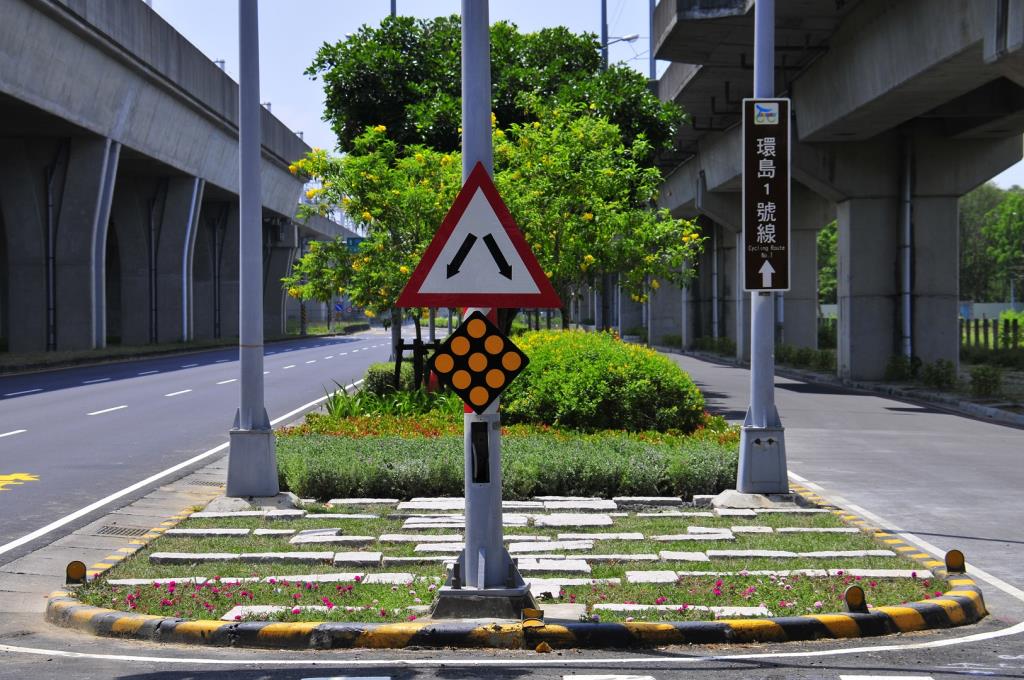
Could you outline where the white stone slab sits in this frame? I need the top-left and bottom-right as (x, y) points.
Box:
(294, 528), (343, 537)
(327, 498), (398, 505)
(304, 513), (378, 520)
(612, 496), (682, 507)
(637, 511), (714, 518)
(149, 552), (237, 565)
(241, 552), (335, 564)
(675, 569), (829, 577)
(582, 554), (660, 563)
(625, 570), (678, 584)
(525, 577), (622, 598)
(543, 500), (618, 512)
(253, 529), (296, 536)
(379, 533), (463, 543)
(262, 573), (363, 584)
(557, 532), (644, 541)
(827, 568), (932, 578)
(593, 603), (772, 617)
(754, 508), (830, 514)
(383, 556), (459, 565)
(507, 540), (594, 553)
(652, 533), (734, 542)
(533, 496), (593, 501)
(730, 526), (774, 534)
(516, 558), (591, 574)
(532, 514), (613, 528)
(714, 508), (757, 518)
(333, 551), (383, 566)
(706, 550), (798, 558)
(403, 523), (466, 530)
(265, 509), (307, 520)
(107, 577), (204, 586)
(165, 528), (250, 537)
(289, 534), (375, 546)
(503, 535), (548, 542)
(362, 572), (415, 585)
(189, 511), (265, 519)
(799, 550), (896, 558)
(658, 551), (711, 562)
(220, 605), (325, 620)
(397, 499), (465, 511)
(502, 500), (545, 510)
(776, 527), (860, 533)
(687, 526), (732, 534)
(414, 543), (466, 553)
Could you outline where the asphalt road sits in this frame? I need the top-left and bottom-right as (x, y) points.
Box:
(0, 330), (392, 563)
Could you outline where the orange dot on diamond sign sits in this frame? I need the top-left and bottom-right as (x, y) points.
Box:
(452, 370), (471, 390)
(466, 318), (487, 338)
(484, 335), (504, 354)
(450, 336), (470, 356)
(468, 352), (488, 372)
(501, 351), (522, 371)
(434, 353), (454, 373)
(486, 369), (505, 389)
(470, 386), (489, 406)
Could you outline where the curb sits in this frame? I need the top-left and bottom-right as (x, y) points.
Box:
(45, 578), (987, 649)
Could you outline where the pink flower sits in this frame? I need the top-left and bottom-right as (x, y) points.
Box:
(835, 570), (844, 576)
(813, 600), (823, 609)
(291, 607), (301, 614)
(234, 615), (241, 621)
(625, 616), (634, 622)
(160, 598), (174, 607)
(869, 581), (878, 588)
(427, 583), (437, 592)
(934, 591), (943, 597)
(407, 614), (418, 621)
(292, 593), (302, 600)
(268, 578), (277, 585)
(378, 608), (387, 617)
(353, 575), (362, 583)
(911, 571), (917, 579)
(321, 597), (335, 610)
(655, 596), (668, 605)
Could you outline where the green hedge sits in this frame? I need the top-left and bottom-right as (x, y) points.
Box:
(277, 432), (737, 501)
(501, 331), (705, 432)
(363, 362), (416, 396)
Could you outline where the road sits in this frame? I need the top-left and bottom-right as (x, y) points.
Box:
(0, 330), (392, 563)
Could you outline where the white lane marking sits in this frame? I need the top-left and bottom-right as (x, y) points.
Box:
(216, 379), (237, 385)
(82, 378), (110, 384)
(339, 352), (348, 356)
(263, 371), (270, 375)
(568, 676), (656, 680)
(840, 677), (934, 680)
(306, 360), (317, 364)
(302, 677), (390, 680)
(215, 359), (229, 363)
(0, 620), (1020, 667)
(0, 380), (363, 559)
(283, 365), (296, 370)
(164, 389), (192, 397)
(181, 363), (199, 368)
(325, 355), (334, 359)
(137, 370), (159, 376)
(86, 405), (127, 416)
(3, 388), (41, 397)
(351, 349), (359, 353)
(0, 429), (27, 439)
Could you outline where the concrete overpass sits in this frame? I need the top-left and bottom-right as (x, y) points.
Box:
(0, 0), (338, 354)
(645, 0), (1024, 379)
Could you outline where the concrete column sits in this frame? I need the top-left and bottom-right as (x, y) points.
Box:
(155, 177), (204, 344)
(649, 279), (682, 346)
(263, 221), (297, 339)
(191, 204), (219, 341)
(782, 185), (832, 349)
(618, 285), (644, 336)
(837, 197), (900, 379)
(719, 230), (750, 360)
(911, 196), (959, 367)
(108, 179), (156, 347)
(54, 137), (120, 351)
(0, 139), (49, 353)
(219, 204), (240, 338)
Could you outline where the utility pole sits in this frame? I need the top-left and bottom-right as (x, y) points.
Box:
(390, 0), (396, 17)
(737, 0), (788, 494)
(648, 0), (656, 82)
(600, 0), (608, 69)
(227, 0), (278, 498)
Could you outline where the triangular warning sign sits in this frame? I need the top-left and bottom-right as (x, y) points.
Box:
(397, 162), (562, 309)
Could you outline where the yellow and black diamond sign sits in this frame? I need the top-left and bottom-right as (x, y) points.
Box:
(428, 310), (528, 414)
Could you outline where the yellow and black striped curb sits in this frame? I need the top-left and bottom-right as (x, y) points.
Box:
(82, 506), (201, 581)
(45, 579), (987, 650)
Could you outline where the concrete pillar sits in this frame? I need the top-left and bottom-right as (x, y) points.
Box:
(109, 179), (156, 347)
(719, 230), (750, 361)
(649, 279), (682, 347)
(911, 196), (959, 366)
(219, 205), (240, 338)
(53, 137), (120, 351)
(837, 197), (900, 379)
(781, 185), (832, 349)
(263, 221), (297, 339)
(618, 285), (644, 336)
(192, 205), (219, 341)
(0, 139), (49, 353)
(155, 177), (204, 344)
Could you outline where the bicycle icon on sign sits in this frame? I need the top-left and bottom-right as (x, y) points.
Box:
(754, 102), (779, 125)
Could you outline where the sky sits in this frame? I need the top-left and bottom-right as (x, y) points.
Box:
(152, 0), (1024, 189)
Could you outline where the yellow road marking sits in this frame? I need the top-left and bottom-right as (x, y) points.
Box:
(0, 473), (40, 492)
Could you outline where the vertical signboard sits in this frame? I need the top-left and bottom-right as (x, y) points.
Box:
(742, 98), (790, 291)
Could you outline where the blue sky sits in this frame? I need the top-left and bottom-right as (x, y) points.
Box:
(153, 0), (1024, 189)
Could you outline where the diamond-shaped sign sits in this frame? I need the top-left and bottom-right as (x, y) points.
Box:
(428, 311), (528, 414)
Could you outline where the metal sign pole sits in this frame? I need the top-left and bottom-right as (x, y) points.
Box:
(737, 0), (788, 494)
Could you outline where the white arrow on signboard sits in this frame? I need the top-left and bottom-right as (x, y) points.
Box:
(759, 260), (775, 288)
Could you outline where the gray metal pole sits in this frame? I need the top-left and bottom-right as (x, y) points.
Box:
(390, 0), (396, 17)
(648, 0), (656, 81)
(227, 0), (278, 498)
(600, 0), (608, 69)
(737, 0), (787, 493)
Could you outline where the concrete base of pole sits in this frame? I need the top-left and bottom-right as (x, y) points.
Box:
(430, 584), (537, 620)
(226, 428), (279, 498)
(736, 425), (788, 494)
(711, 488), (800, 509)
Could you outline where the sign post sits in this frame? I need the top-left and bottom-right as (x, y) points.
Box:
(396, 0), (560, 619)
(737, 0), (789, 494)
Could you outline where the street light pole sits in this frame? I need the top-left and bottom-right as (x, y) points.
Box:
(227, 0), (278, 498)
(600, 0), (608, 69)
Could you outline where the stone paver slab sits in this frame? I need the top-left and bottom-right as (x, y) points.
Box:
(594, 603), (772, 617)
(624, 570), (677, 584)
(637, 511), (714, 518)
(253, 529), (296, 536)
(557, 532), (644, 541)
(414, 543), (466, 553)
(149, 552), (237, 565)
(383, 556), (458, 565)
(612, 496), (682, 507)
(378, 534), (463, 543)
(730, 526), (774, 534)
(333, 552), (383, 566)
(706, 550), (797, 558)
(676, 569), (829, 577)
(362, 572), (415, 585)
(241, 552), (335, 564)
(581, 554), (659, 563)
(532, 514), (613, 528)
(713, 509), (757, 518)
(799, 550), (896, 558)
(525, 577), (621, 598)
(327, 498), (398, 506)
(289, 534), (375, 546)
(754, 508), (830, 514)
(543, 500), (618, 512)
(827, 568), (932, 578)
(189, 511), (265, 519)
(658, 551), (711, 562)
(304, 514), (378, 520)
(776, 527), (860, 533)
(652, 533), (734, 542)
(507, 540), (594, 553)
(262, 573), (363, 584)
(516, 558), (590, 574)
(164, 528), (250, 537)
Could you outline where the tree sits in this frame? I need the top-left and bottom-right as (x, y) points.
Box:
(280, 237), (352, 330)
(959, 182), (1005, 302)
(817, 220), (837, 305)
(291, 127), (461, 355)
(982, 190), (1024, 301)
(306, 15), (683, 160)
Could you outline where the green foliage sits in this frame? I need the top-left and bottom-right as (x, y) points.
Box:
(276, 432), (737, 501)
(363, 362), (416, 396)
(281, 238), (351, 305)
(884, 355), (921, 382)
(811, 349), (837, 373)
(775, 343), (794, 365)
(921, 359), (959, 391)
(817, 220), (837, 305)
(960, 182), (1009, 302)
(792, 347), (816, 368)
(694, 336), (736, 356)
(501, 331), (705, 432)
(326, 387), (463, 418)
(818, 319), (837, 350)
(982, 191), (1024, 302)
(969, 365), (1002, 397)
(661, 334), (682, 347)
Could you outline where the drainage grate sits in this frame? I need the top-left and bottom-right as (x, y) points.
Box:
(95, 525), (151, 537)
(189, 480), (225, 488)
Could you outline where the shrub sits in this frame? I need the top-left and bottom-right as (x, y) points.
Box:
(661, 334), (682, 347)
(325, 387), (462, 418)
(884, 355), (914, 382)
(775, 343), (795, 365)
(812, 349), (836, 372)
(501, 330), (705, 432)
(623, 326), (647, 337)
(363, 361), (415, 396)
(792, 347), (815, 368)
(970, 365), (1002, 397)
(921, 359), (958, 390)
(276, 432), (737, 501)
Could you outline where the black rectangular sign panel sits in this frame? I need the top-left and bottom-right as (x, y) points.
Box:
(742, 98), (791, 292)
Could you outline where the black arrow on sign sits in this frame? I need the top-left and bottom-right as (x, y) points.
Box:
(446, 234), (478, 278)
(483, 234), (513, 279)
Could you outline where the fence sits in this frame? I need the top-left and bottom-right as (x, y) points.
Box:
(960, 318), (1022, 351)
